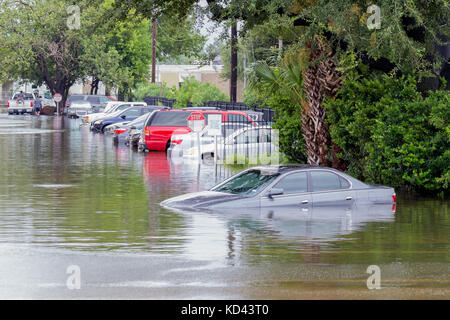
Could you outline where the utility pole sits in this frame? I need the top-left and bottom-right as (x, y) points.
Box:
(230, 22), (238, 102)
(152, 18), (157, 83)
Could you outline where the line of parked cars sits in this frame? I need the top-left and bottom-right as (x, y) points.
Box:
(71, 101), (278, 161)
(65, 97), (398, 213)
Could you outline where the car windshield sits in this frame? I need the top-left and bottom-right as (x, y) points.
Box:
(211, 169), (280, 195)
(14, 93), (34, 100)
(128, 113), (149, 126)
(109, 108), (130, 117)
(70, 101), (91, 108)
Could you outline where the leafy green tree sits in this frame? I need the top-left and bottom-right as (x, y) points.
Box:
(0, 0), (127, 110)
(133, 82), (169, 101)
(168, 77), (229, 108)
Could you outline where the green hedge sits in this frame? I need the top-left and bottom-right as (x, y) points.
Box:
(168, 77), (229, 108)
(326, 75), (449, 195)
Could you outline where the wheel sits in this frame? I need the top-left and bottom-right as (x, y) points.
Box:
(165, 140), (171, 154)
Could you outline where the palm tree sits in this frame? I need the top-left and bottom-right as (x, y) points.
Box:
(251, 36), (346, 169)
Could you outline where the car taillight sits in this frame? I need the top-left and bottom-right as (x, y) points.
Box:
(115, 129), (128, 134)
(171, 139), (183, 145)
(7, 102), (9, 108)
(30, 101), (33, 107)
(392, 193), (397, 203)
(145, 130), (150, 136)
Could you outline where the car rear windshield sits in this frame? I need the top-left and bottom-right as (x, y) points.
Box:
(149, 111), (191, 127)
(14, 93), (34, 100)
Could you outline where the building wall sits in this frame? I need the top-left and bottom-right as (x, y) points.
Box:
(156, 65), (244, 102)
(0, 81), (14, 105)
(160, 72), (180, 89)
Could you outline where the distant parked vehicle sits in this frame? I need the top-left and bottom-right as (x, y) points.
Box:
(111, 111), (162, 145)
(84, 101), (147, 125)
(142, 109), (257, 152)
(161, 165), (397, 210)
(67, 101), (93, 118)
(167, 122), (248, 157)
(171, 126), (278, 160)
(66, 94), (116, 113)
(8, 92), (36, 114)
(92, 106), (161, 133)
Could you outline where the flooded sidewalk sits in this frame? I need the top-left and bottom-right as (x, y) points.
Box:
(0, 115), (448, 299)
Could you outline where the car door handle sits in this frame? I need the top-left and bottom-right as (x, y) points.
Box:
(346, 196), (353, 201)
(301, 200), (309, 204)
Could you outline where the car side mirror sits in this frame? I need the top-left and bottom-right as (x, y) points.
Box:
(267, 188), (284, 198)
(121, 115), (126, 119)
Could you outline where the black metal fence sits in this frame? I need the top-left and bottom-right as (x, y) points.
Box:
(143, 96), (177, 108)
(171, 118), (279, 166)
(142, 96), (277, 122)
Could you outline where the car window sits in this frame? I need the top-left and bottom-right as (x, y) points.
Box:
(117, 104), (131, 111)
(311, 171), (344, 191)
(68, 95), (84, 103)
(100, 96), (114, 103)
(227, 114), (251, 124)
(140, 108), (153, 115)
(339, 176), (351, 189)
(234, 130), (258, 144)
(273, 172), (308, 194)
(86, 96), (100, 104)
(149, 112), (191, 127)
(122, 108), (141, 117)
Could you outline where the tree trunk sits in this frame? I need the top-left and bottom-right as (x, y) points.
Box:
(302, 37), (345, 169)
(230, 22), (238, 102)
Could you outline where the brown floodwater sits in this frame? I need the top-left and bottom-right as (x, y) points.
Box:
(0, 114), (448, 299)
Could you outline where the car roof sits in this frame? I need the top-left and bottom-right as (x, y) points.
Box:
(249, 164), (330, 173)
(156, 108), (248, 114)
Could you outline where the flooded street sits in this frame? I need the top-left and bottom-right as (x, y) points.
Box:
(0, 114), (448, 299)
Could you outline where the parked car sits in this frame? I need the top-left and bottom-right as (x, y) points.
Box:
(8, 92), (36, 114)
(112, 110), (163, 145)
(126, 127), (143, 148)
(84, 101), (147, 125)
(66, 94), (116, 113)
(92, 106), (160, 133)
(169, 126), (278, 160)
(103, 101), (124, 114)
(161, 165), (397, 210)
(167, 122), (248, 157)
(67, 101), (93, 118)
(40, 92), (57, 109)
(142, 109), (257, 152)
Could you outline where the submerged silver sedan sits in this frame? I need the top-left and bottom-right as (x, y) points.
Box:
(161, 165), (397, 210)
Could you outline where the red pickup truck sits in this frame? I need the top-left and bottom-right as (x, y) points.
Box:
(142, 109), (256, 151)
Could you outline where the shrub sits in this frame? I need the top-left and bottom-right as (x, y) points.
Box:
(326, 75), (449, 195)
(168, 77), (229, 108)
(243, 85), (307, 163)
(133, 82), (169, 101)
